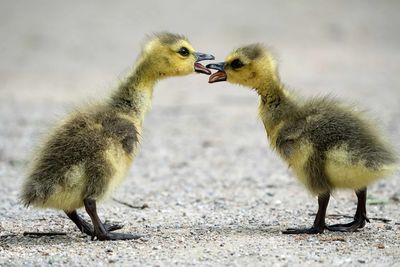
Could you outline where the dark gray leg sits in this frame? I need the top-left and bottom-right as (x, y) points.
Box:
(327, 187), (370, 232)
(282, 193), (330, 234)
(65, 210), (94, 235)
(83, 198), (142, 241)
(65, 210), (124, 236)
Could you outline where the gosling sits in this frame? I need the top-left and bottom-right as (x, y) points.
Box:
(21, 32), (214, 240)
(207, 44), (397, 234)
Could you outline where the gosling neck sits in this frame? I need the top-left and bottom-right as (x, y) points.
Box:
(109, 57), (159, 120)
(257, 77), (297, 128)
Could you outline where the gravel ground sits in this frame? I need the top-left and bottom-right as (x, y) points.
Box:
(1, 1), (400, 266)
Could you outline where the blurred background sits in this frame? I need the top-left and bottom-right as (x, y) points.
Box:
(0, 1), (399, 265)
(1, 0), (399, 162)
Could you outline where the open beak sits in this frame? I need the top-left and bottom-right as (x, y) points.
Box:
(206, 62), (227, 83)
(194, 52), (215, 75)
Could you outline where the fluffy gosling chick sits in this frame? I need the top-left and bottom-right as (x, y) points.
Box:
(21, 32), (214, 241)
(207, 44), (397, 234)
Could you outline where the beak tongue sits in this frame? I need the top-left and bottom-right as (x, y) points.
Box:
(209, 71), (227, 83)
(194, 52), (215, 75)
(194, 62), (211, 75)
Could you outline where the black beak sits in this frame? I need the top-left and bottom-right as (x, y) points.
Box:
(206, 62), (227, 83)
(206, 62), (225, 71)
(194, 52), (215, 62)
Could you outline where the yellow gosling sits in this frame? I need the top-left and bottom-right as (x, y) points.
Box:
(21, 32), (214, 241)
(207, 44), (397, 234)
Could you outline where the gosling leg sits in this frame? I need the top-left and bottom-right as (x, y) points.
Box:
(327, 187), (370, 232)
(65, 210), (124, 236)
(282, 193), (330, 234)
(83, 198), (142, 241)
(65, 210), (94, 235)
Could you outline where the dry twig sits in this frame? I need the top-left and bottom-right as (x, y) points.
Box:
(23, 231), (66, 237)
(112, 198), (149, 209)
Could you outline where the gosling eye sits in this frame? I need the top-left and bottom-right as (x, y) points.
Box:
(231, 59), (244, 69)
(178, 47), (190, 57)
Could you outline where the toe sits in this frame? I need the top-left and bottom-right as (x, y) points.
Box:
(104, 223), (124, 232)
(327, 225), (359, 232)
(327, 219), (366, 232)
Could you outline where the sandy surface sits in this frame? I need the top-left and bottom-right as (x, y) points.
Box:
(1, 0), (400, 266)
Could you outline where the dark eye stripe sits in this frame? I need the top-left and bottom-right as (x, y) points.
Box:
(178, 47), (190, 57)
(231, 59), (244, 69)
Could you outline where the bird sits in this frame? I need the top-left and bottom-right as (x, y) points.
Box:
(206, 44), (397, 234)
(21, 32), (214, 241)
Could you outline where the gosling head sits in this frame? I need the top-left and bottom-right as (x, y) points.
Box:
(207, 44), (279, 90)
(141, 32), (214, 78)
